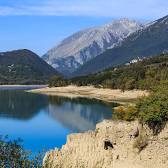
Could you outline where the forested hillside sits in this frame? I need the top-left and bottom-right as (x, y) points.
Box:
(49, 54), (168, 91)
(0, 49), (58, 84)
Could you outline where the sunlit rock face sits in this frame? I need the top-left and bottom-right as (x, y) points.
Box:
(43, 19), (142, 75)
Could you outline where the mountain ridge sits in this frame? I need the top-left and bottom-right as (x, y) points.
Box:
(43, 19), (142, 75)
(72, 15), (168, 77)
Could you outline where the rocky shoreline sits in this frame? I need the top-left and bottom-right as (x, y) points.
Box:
(43, 120), (168, 168)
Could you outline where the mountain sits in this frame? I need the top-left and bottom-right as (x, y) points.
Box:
(72, 15), (168, 77)
(0, 49), (58, 84)
(43, 19), (142, 75)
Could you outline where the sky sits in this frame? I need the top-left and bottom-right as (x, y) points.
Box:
(0, 0), (168, 56)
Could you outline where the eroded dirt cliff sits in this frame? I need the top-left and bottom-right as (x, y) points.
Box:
(43, 120), (168, 168)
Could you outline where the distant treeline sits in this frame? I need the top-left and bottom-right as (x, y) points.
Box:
(49, 54), (168, 91)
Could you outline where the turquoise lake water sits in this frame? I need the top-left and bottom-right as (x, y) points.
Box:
(0, 87), (117, 155)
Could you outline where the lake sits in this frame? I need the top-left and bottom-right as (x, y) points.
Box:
(0, 87), (117, 155)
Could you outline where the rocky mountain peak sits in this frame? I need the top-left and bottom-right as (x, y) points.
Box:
(71, 15), (168, 77)
(43, 19), (143, 75)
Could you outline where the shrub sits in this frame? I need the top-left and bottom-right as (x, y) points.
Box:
(137, 90), (168, 134)
(0, 136), (43, 168)
(113, 105), (137, 121)
(48, 76), (68, 87)
(114, 83), (168, 134)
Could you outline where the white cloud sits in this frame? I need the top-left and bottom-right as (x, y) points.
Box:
(0, 0), (167, 19)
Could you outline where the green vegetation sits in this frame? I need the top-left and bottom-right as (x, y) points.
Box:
(0, 136), (43, 168)
(0, 49), (58, 84)
(137, 84), (168, 134)
(49, 54), (168, 91)
(113, 82), (168, 134)
(113, 105), (137, 121)
(49, 76), (68, 87)
(73, 54), (168, 91)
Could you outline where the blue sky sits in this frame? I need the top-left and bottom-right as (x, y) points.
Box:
(0, 0), (168, 55)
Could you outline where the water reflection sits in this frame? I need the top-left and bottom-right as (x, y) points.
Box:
(0, 90), (48, 120)
(0, 91), (116, 132)
(47, 96), (115, 132)
(0, 90), (117, 152)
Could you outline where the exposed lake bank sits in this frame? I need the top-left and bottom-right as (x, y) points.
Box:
(29, 85), (149, 104)
(44, 120), (168, 168)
